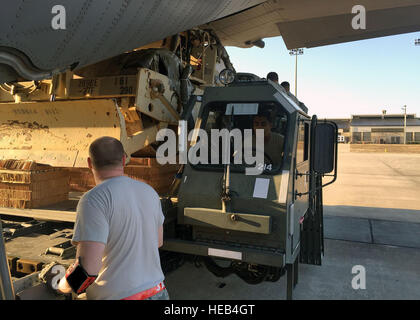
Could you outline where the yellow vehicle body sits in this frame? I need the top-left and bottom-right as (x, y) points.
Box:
(0, 98), (161, 168)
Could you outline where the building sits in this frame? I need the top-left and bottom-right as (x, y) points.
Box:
(350, 114), (420, 144)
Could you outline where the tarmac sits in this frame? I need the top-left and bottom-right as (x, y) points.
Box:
(164, 144), (420, 299)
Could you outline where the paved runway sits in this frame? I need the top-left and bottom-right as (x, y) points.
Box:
(323, 144), (420, 211)
(164, 146), (420, 300)
(164, 215), (420, 300)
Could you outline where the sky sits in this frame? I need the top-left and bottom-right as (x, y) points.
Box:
(226, 32), (420, 119)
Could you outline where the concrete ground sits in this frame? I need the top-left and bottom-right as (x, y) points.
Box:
(164, 238), (420, 300)
(164, 145), (420, 299)
(323, 144), (420, 213)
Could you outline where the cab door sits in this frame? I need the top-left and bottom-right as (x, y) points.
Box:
(291, 118), (310, 257)
(300, 116), (324, 265)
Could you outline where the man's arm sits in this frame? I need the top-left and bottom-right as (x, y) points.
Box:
(158, 225), (163, 248)
(58, 241), (105, 294)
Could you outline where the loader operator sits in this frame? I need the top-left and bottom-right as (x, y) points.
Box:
(56, 136), (169, 300)
(253, 111), (285, 168)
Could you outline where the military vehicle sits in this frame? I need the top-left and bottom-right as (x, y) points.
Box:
(159, 70), (338, 299)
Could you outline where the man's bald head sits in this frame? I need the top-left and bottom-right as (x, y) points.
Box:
(89, 137), (125, 170)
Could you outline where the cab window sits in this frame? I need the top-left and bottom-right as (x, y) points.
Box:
(296, 119), (309, 163)
(191, 101), (289, 174)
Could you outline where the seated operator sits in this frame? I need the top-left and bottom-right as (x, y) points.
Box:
(252, 111), (285, 168)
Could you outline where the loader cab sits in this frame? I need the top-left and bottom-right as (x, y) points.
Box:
(162, 78), (338, 299)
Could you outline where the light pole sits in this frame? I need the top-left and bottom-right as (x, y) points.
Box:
(402, 105), (407, 144)
(289, 48), (304, 98)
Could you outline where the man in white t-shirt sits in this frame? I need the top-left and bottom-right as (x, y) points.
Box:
(57, 136), (168, 300)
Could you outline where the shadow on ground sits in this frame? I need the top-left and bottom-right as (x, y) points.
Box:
(163, 205), (420, 300)
(324, 205), (420, 223)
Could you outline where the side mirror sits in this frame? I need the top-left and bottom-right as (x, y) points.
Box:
(312, 122), (337, 174)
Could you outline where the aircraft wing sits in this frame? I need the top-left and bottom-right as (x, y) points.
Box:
(1, 0), (419, 83)
(0, 0), (265, 83)
(206, 0), (420, 49)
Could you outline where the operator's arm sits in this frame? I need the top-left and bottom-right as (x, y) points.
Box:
(58, 241), (105, 294)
